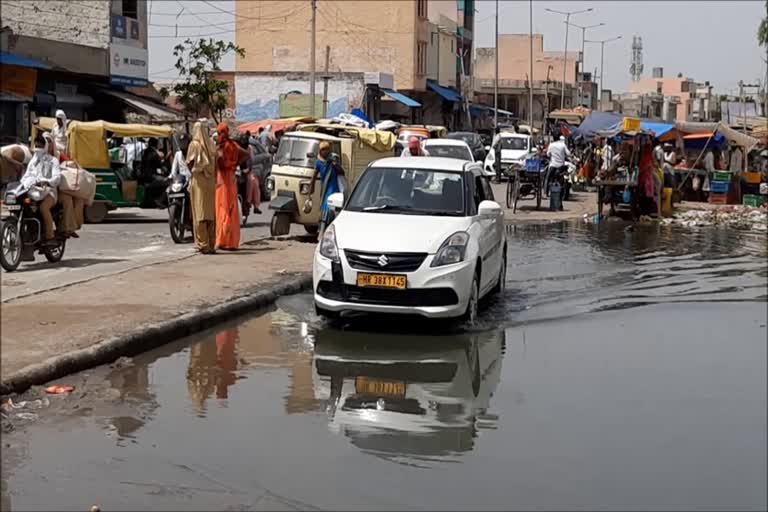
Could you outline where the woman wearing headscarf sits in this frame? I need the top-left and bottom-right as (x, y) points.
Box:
(186, 121), (217, 253)
(214, 123), (248, 250)
(50, 109), (68, 158)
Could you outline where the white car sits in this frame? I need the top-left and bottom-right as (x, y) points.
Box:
(313, 157), (506, 322)
(422, 138), (474, 162)
(483, 132), (532, 176)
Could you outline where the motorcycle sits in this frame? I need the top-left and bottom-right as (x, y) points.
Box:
(166, 173), (192, 244)
(0, 182), (67, 271)
(235, 168), (248, 228)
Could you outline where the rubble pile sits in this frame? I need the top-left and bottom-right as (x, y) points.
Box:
(663, 205), (768, 231)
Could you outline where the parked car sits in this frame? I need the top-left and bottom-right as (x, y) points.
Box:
(484, 132), (532, 177)
(423, 139), (474, 162)
(313, 157), (506, 323)
(446, 131), (486, 162)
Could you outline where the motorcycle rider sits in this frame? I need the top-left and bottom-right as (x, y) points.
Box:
(545, 135), (570, 198)
(21, 133), (61, 246)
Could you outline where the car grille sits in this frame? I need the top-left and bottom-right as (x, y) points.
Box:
(317, 281), (459, 307)
(344, 249), (427, 272)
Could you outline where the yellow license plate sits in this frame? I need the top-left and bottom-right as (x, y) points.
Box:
(356, 273), (406, 289)
(355, 377), (406, 398)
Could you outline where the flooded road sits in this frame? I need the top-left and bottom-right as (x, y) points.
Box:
(2, 221), (766, 511)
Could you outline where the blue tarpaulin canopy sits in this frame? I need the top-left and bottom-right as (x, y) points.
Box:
(470, 104), (514, 118)
(0, 52), (50, 69)
(572, 112), (674, 139)
(426, 79), (461, 102)
(381, 89), (421, 108)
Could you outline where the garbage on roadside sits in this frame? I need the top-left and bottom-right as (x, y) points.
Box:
(661, 205), (768, 231)
(2, 397), (50, 411)
(45, 385), (75, 395)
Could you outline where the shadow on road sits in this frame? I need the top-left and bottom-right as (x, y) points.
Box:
(13, 257), (128, 272)
(100, 216), (168, 224)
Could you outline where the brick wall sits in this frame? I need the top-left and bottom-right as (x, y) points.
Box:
(2, 0), (111, 49)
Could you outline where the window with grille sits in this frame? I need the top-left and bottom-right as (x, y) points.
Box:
(417, 0), (428, 19)
(417, 41), (427, 75)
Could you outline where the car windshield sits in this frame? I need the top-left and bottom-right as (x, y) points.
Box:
(346, 167), (464, 216)
(274, 137), (320, 168)
(425, 144), (473, 161)
(501, 137), (529, 150)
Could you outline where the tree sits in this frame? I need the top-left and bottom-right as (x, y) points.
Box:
(160, 38), (245, 123)
(759, 0), (768, 47)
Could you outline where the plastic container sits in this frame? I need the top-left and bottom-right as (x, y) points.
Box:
(743, 194), (766, 207)
(661, 187), (673, 216)
(709, 180), (730, 194)
(743, 171), (762, 185)
(712, 171), (732, 182)
(708, 192), (728, 205)
(525, 158), (542, 173)
(549, 182), (562, 211)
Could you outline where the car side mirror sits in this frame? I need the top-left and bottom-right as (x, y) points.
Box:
(306, 152), (316, 159)
(484, 145), (491, 152)
(478, 200), (502, 218)
(327, 192), (344, 211)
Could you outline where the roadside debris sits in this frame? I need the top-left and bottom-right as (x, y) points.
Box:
(2, 397), (50, 411)
(45, 385), (75, 395)
(663, 206), (768, 231)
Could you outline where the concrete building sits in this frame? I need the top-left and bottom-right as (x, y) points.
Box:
(627, 69), (713, 122)
(232, 0), (474, 128)
(474, 34), (581, 124)
(1, 0), (173, 141)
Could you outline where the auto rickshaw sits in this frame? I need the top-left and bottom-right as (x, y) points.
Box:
(395, 124), (447, 154)
(31, 118), (176, 222)
(266, 123), (396, 236)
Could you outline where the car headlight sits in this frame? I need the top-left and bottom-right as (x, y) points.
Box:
(299, 180), (312, 195)
(431, 231), (469, 267)
(171, 182), (184, 193)
(266, 177), (275, 192)
(4, 194), (15, 205)
(319, 224), (339, 262)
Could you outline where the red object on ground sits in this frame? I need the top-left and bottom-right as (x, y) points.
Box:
(45, 385), (74, 394)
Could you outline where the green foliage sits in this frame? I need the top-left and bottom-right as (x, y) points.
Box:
(759, 0), (768, 47)
(165, 38), (245, 123)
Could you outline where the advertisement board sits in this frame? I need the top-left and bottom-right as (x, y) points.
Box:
(110, 43), (148, 87)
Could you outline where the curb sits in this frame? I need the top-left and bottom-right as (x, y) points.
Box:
(0, 272), (313, 397)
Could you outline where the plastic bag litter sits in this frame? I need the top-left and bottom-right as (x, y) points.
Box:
(15, 412), (38, 421)
(45, 385), (75, 394)
(663, 205), (768, 231)
(2, 397), (49, 411)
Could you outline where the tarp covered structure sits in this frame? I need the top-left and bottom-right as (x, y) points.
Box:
(296, 123), (396, 152)
(674, 121), (760, 152)
(571, 112), (675, 140)
(237, 117), (313, 137)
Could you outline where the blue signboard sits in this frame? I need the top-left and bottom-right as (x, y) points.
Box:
(111, 15), (127, 39)
(110, 75), (148, 87)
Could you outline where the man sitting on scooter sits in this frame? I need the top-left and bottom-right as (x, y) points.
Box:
(21, 133), (61, 246)
(545, 135), (571, 197)
(140, 137), (169, 207)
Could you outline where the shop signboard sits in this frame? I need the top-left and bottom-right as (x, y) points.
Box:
(111, 15), (127, 39)
(0, 65), (37, 99)
(110, 43), (148, 87)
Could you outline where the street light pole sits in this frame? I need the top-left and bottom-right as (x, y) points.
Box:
(309, 0), (317, 117)
(585, 35), (622, 111)
(567, 21), (605, 107)
(529, 0), (533, 131)
(545, 7), (592, 110)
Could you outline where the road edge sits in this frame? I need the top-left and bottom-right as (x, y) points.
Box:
(0, 272), (313, 396)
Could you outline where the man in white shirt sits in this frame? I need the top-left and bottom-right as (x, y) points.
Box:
(50, 109), (68, 157)
(545, 135), (571, 195)
(601, 139), (614, 172)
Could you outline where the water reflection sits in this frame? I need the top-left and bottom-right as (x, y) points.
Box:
(311, 328), (506, 465)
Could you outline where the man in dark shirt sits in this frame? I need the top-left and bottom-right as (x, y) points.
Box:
(140, 138), (168, 207)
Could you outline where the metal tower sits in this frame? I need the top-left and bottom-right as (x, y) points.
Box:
(630, 34), (644, 82)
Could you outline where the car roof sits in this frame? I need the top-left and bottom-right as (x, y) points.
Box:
(447, 131), (475, 137)
(370, 156), (472, 172)
(499, 132), (530, 139)
(423, 138), (471, 147)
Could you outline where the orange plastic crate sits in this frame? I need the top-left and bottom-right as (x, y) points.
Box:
(708, 192), (729, 205)
(743, 172), (762, 184)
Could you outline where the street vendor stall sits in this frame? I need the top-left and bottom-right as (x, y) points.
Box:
(594, 118), (658, 220)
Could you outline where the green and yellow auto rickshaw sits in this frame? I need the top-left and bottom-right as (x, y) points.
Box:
(31, 118), (177, 222)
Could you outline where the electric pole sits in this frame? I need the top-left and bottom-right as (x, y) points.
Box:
(529, 0), (533, 131)
(310, 0), (317, 117)
(567, 21), (605, 107)
(494, 0), (499, 129)
(322, 46), (330, 118)
(585, 36), (622, 111)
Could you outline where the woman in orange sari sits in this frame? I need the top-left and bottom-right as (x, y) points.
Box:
(215, 123), (247, 250)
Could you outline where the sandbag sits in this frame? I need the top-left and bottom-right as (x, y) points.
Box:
(58, 161), (97, 205)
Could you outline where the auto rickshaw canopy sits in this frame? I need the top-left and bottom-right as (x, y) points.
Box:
(295, 123), (396, 152)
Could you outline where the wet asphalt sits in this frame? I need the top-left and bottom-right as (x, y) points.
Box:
(2, 220), (767, 511)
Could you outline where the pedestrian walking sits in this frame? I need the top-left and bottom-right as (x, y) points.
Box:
(187, 121), (217, 254)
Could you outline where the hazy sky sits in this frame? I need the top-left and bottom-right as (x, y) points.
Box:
(148, 0), (766, 94)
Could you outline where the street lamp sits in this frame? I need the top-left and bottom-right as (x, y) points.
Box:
(566, 21), (605, 107)
(545, 7), (593, 109)
(584, 35), (622, 111)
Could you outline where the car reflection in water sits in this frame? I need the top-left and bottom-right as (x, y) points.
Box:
(312, 328), (506, 465)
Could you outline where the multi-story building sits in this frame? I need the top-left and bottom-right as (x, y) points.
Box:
(1, 0), (176, 142)
(627, 68), (713, 122)
(474, 34), (582, 125)
(232, 0), (473, 128)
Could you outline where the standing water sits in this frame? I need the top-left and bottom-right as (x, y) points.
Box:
(2, 221), (766, 511)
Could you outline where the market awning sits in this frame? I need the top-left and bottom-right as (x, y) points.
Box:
(100, 90), (184, 123)
(381, 89), (421, 108)
(0, 91), (32, 103)
(469, 104), (514, 117)
(0, 52), (50, 69)
(426, 80), (461, 102)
